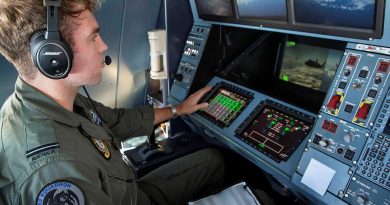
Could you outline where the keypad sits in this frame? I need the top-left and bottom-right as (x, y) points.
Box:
(358, 134), (390, 190)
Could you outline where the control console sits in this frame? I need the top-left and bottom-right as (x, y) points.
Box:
(170, 24), (211, 101)
(293, 45), (390, 205)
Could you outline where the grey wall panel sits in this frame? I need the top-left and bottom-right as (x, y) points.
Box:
(166, 0), (193, 85)
(87, 0), (125, 108)
(116, 0), (163, 108)
(0, 56), (17, 105)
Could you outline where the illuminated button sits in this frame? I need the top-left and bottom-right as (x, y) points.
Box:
(338, 81), (347, 89)
(344, 149), (355, 160)
(368, 89), (378, 98)
(359, 70), (368, 78)
(258, 143), (265, 149)
(378, 61), (389, 73)
(347, 55), (358, 66)
(355, 103), (371, 120)
(344, 105), (353, 113)
(313, 135), (322, 145)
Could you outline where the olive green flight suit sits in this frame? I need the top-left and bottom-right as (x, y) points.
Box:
(0, 78), (224, 205)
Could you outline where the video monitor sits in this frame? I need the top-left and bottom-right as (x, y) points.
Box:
(235, 100), (314, 162)
(278, 37), (344, 93)
(295, 0), (375, 30)
(198, 82), (253, 128)
(292, 0), (385, 39)
(195, 0), (234, 18)
(236, 0), (287, 21)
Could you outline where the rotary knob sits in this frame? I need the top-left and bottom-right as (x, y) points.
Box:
(343, 132), (354, 143)
(374, 76), (382, 84)
(353, 82), (362, 90)
(356, 193), (369, 205)
(344, 69), (351, 76)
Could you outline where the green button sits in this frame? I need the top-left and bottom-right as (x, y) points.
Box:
(258, 143), (265, 149)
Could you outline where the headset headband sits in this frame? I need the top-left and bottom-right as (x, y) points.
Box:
(44, 0), (61, 40)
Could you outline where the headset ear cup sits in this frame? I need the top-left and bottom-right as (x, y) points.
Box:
(30, 30), (46, 69)
(29, 30), (73, 79)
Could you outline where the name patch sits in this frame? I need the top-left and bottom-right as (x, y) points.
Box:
(26, 143), (59, 159)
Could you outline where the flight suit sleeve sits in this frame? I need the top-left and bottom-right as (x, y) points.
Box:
(19, 160), (116, 205)
(77, 95), (155, 140)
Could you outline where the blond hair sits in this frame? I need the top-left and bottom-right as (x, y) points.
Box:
(0, 0), (101, 78)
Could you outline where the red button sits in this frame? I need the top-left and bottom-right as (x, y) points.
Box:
(327, 95), (341, 110)
(356, 103), (371, 120)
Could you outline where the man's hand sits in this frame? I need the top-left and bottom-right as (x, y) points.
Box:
(176, 86), (212, 116)
(153, 86), (212, 125)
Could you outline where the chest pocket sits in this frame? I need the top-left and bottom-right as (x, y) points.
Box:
(101, 150), (138, 205)
(78, 122), (138, 205)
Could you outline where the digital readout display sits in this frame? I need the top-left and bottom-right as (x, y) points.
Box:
(237, 106), (312, 162)
(201, 88), (250, 127)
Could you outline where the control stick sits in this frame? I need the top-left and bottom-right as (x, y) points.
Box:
(131, 125), (172, 164)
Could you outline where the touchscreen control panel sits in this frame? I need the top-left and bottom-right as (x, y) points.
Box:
(198, 82), (253, 128)
(235, 100), (315, 162)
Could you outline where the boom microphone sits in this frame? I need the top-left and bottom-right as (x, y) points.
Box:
(104, 55), (112, 65)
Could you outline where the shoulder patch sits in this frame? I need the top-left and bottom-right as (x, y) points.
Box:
(36, 181), (85, 205)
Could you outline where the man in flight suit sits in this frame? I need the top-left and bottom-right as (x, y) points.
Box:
(0, 0), (224, 204)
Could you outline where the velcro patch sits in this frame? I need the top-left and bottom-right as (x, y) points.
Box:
(26, 143), (59, 159)
(36, 181), (85, 205)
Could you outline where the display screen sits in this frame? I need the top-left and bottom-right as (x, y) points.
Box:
(278, 40), (344, 93)
(236, 0), (287, 21)
(199, 83), (252, 128)
(294, 0), (375, 30)
(195, 0), (234, 17)
(236, 103), (313, 162)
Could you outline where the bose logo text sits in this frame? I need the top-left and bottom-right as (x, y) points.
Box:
(43, 52), (62, 56)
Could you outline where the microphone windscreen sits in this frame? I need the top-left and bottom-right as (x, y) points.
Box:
(105, 55), (112, 65)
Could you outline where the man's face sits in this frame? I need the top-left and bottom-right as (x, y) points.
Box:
(67, 9), (108, 86)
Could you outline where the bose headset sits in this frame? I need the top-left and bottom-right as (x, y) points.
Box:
(30, 0), (73, 79)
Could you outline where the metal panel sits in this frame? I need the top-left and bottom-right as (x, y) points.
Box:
(116, 0), (163, 108)
(0, 56), (17, 105)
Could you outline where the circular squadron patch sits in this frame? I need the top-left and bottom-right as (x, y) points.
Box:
(36, 181), (85, 205)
